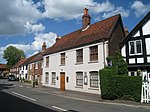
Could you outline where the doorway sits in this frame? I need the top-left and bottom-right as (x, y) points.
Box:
(60, 72), (65, 91)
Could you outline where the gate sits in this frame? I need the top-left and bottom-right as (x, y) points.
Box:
(141, 71), (150, 103)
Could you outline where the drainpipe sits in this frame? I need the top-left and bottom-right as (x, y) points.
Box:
(103, 39), (106, 67)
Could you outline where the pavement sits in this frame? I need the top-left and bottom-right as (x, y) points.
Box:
(24, 82), (150, 108)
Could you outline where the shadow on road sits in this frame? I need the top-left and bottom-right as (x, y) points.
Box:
(0, 91), (58, 112)
(0, 83), (14, 90)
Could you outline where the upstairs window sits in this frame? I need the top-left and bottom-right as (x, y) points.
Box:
(129, 40), (142, 55)
(46, 56), (49, 67)
(61, 53), (65, 65)
(76, 49), (83, 63)
(90, 45), (98, 61)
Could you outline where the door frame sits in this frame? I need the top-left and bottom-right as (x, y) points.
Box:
(60, 72), (65, 91)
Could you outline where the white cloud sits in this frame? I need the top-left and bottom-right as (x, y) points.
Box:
(42, 0), (129, 21)
(25, 22), (45, 34)
(102, 7), (129, 19)
(131, 1), (150, 17)
(0, 32), (57, 63)
(0, 0), (43, 35)
(31, 32), (57, 51)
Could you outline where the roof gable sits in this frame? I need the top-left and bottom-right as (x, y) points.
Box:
(44, 14), (121, 56)
(121, 11), (150, 48)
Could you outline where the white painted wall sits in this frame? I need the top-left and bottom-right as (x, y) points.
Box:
(137, 58), (144, 63)
(121, 46), (126, 57)
(129, 58), (135, 64)
(143, 20), (150, 35)
(147, 57), (150, 63)
(133, 30), (140, 37)
(19, 65), (28, 79)
(42, 41), (108, 94)
(145, 38), (150, 55)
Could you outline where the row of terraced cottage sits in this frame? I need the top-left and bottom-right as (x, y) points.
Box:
(10, 9), (150, 95)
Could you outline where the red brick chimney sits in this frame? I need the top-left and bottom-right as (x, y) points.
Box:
(124, 27), (129, 37)
(82, 8), (91, 29)
(56, 35), (60, 42)
(42, 42), (46, 51)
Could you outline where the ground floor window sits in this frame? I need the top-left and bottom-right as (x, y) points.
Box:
(45, 72), (49, 84)
(52, 72), (56, 85)
(76, 72), (83, 86)
(90, 71), (99, 88)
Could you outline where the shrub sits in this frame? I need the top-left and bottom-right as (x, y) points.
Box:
(100, 68), (142, 102)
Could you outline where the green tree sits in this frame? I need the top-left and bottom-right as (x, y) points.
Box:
(106, 51), (128, 75)
(3, 46), (25, 68)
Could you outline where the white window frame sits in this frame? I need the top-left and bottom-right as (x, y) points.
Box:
(45, 72), (49, 84)
(90, 71), (99, 88)
(76, 72), (83, 86)
(129, 40), (142, 55)
(52, 72), (56, 85)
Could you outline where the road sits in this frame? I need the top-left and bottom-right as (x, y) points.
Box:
(0, 79), (150, 112)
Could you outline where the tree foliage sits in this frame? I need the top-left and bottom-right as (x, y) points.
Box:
(106, 51), (128, 75)
(3, 46), (25, 68)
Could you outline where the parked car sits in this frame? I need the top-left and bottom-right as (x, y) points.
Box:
(8, 75), (16, 81)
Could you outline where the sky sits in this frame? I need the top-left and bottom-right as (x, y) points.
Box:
(0, 0), (150, 64)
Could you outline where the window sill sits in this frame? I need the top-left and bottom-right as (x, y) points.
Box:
(75, 86), (83, 89)
(60, 64), (65, 66)
(51, 83), (56, 85)
(75, 62), (83, 65)
(88, 60), (99, 64)
(88, 87), (99, 90)
(45, 66), (49, 68)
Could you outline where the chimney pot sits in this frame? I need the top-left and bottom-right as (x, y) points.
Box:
(42, 42), (46, 51)
(124, 27), (129, 37)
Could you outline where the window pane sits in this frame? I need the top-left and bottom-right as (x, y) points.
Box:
(90, 46), (98, 61)
(52, 72), (56, 84)
(136, 41), (142, 53)
(45, 72), (49, 84)
(76, 49), (83, 63)
(46, 57), (49, 67)
(76, 72), (83, 86)
(61, 53), (65, 65)
(90, 71), (98, 88)
(129, 42), (135, 54)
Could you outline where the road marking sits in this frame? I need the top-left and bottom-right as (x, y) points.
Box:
(52, 106), (67, 111)
(12, 92), (36, 102)
(19, 85), (23, 87)
(32, 89), (150, 109)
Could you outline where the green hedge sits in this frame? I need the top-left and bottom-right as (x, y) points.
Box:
(100, 68), (142, 102)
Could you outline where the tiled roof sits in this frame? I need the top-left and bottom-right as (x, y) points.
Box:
(30, 51), (44, 63)
(43, 14), (120, 56)
(0, 64), (7, 69)
(12, 58), (28, 68)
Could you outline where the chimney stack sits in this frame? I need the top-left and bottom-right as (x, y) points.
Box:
(124, 27), (129, 37)
(56, 35), (60, 42)
(42, 42), (46, 51)
(82, 8), (91, 29)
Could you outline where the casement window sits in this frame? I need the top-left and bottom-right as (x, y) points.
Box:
(45, 72), (49, 84)
(46, 56), (49, 67)
(61, 53), (65, 65)
(90, 71), (99, 88)
(90, 45), (98, 61)
(76, 72), (83, 86)
(129, 40), (142, 55)
(76, 49), (83, 63)
(52, 72), (56, 85)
